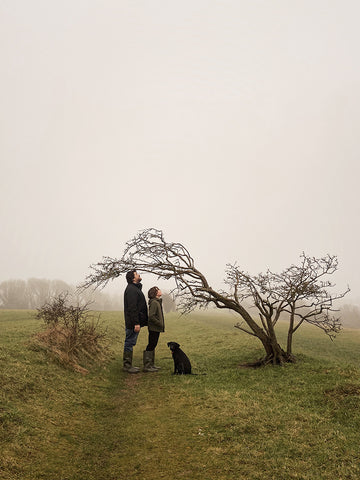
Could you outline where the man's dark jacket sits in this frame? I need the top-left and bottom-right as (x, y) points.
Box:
(124, 282), (148, 329)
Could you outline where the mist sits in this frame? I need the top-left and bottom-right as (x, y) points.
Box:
(1, 1), (360, 304)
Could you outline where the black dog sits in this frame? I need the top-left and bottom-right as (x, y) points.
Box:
(167, 341), (192, 375)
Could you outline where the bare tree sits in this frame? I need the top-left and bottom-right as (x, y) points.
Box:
(81, 228), (349, 366)
(27, 278), (52, 309)
(226, 255), (349, 363)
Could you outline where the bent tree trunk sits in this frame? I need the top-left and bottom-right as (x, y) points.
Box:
(234, 305), (296, 367)
(257, 337), (295, 366)
(239, 333), (296, 367)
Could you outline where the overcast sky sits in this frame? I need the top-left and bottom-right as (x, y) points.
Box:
(1, 0), (359, 301)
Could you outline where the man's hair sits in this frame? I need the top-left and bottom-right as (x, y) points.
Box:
(148, 286), (159, 299)
(126, 270), (136, 284)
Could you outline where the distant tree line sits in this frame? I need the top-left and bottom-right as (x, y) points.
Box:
(0, 278), (177, 313)
(340, 303), (360, 328)
(0, 278), (121, 310)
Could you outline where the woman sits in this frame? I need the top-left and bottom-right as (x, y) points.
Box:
(143, 286), (165, 372)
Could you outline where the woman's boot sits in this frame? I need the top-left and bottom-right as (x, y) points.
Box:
(143, 351), (158, 372)
(151, 350), (161, 370)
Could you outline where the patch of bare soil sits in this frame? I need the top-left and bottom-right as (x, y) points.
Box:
(324, 383), (360, 398)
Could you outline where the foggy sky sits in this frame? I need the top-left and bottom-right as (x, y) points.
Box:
(1, 1), (360, 301)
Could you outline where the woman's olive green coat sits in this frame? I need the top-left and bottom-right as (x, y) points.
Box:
(148, 298), (165, 332)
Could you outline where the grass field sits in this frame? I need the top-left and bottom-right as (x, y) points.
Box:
(1, 309), (360, 480)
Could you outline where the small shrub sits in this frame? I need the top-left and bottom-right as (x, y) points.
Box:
(33, 293), (108, 373)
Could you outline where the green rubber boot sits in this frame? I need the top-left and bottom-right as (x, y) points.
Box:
(143, 351), (158, 372)
(151, 350), (161, 370)
(123, 351), (140, 374)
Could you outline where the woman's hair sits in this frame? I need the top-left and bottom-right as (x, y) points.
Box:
(126, 270), (136, 284)
(148, 286), (159, 299)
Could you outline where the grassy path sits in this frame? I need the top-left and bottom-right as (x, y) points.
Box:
(1, 310), (360, 479)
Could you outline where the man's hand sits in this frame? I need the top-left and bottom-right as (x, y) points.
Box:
(134, 324), (141, 333)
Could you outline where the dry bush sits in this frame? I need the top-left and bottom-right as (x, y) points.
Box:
(33, 293), (108, 373)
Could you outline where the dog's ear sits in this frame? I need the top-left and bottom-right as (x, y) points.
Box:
(174, 342), (180, 348)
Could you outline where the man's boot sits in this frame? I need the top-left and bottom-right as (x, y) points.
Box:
(143, 351), (158, 372)
(123, 351), (140, 374)
(151, 350), (161, 370)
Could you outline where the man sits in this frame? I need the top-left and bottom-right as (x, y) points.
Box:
(123, 270), (148, 373)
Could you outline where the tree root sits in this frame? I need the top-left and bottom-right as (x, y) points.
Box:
(239, 353), (296, 368)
